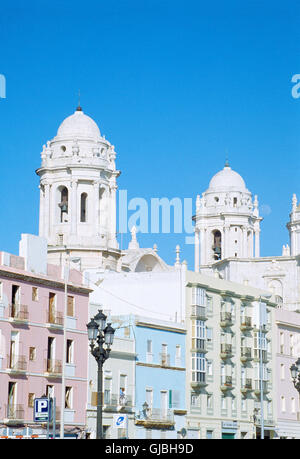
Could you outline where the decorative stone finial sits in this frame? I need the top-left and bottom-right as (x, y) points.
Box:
(128, 226), (139, 250)
(175, 245), (181, 267)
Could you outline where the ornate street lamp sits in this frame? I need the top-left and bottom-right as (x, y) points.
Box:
(87, 310), (115, 439)
(290, 358), (300, 393)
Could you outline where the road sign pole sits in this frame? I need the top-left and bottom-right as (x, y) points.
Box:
(53, 397), (56, 439)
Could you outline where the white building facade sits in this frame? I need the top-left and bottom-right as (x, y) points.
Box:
(194, 163), (300, 438)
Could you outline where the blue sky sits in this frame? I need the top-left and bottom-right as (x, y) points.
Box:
(0, 0), (299, 268)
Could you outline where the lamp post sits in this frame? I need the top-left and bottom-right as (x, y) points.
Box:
(258, 293), (272, 440)
(290, 358), (300, 393)
(60, 253), (81, 439)
(87, 310), (115, 439)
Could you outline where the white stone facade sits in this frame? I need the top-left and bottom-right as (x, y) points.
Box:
(36, 106), (120, 271)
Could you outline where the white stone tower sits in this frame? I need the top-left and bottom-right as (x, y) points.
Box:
(36, 105), (121, 271)
(287, 193), (300, 256)
(194, 162), (262, 271)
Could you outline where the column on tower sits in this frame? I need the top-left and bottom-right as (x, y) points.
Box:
(39, 184), (45, 237)
(44, 182), (51, 238)
(93, 180), (100, 236)
(194, 228), (200, 272)
(242, 226), (248, 258)
(254, 228), (260, 258)
(71, 179), (78, 236)
(224, 225), (230, 258)
(108, 181), (118, 248)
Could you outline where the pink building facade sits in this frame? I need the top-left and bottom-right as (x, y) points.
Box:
(275, 308), (300, 439)
(0, 250), (91, 438)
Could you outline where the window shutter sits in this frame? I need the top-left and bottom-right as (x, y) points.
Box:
(67, 296), (74, 317)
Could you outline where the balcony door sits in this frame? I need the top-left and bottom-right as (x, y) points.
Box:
(160, 390), (168, 418)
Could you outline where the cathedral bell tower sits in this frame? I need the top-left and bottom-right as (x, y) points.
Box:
(194, 162), (262, 271)
(287, 193), (300, 256)
(36, 106), (121, 271)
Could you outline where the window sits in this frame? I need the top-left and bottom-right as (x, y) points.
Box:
(290, 334), (294, 356)
(192, 352), (206, 383)
(206, 430), (213, 439)
(206, 327), (213, 342)
(48, 293), (56, 323)
(281, 396), (286, 412)
(29, 347), (36, 361)
(8, 382), (17, 412)
(32, 287), (38, 301)
(192, 287), (206, 306)
(161, 344), (169, 366)
(280, 332), (284, 354)
(104, 378), (112, 405)
(28, 393), (35, 407)
(175, 345), (181, 367)
(80, 193), (88, 222)
(191, 394), (199, 407)
(11, 285), (20, 317)
(47, 337), (55, 371)
(67, 296), (74, 317)
(146, 340), (153, 363)
(212, 230), (222, 260)
(59, 187), (68, 223)
(280, 364), (285, 380)
(66, 340), (73, 364)
(221, 395), (227, 411)
(146, 388), (153, 410)
(65, 386), (73, 409)
(207, 360), (213, 376)
(291, 397), (296, 413)
(192, 320), (206, 350)
(207, 394), (213, 410)
(119, 375), (127, 405)
(169, 390), (180, 408)
(46, 385), (54, 398)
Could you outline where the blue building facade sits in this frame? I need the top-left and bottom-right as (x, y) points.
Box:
(111, 314), (186, 439)
(132, 315), (186, 439)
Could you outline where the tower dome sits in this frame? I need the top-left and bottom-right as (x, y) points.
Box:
(208, 163), (247, 191)
(56, 107), (101, 140)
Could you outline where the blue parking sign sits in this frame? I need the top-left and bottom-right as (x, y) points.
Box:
(34, 398), (51, 422)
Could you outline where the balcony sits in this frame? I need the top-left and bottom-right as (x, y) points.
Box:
(46, 310), (64, 328)
(45, 359), (62, 378)
(241, 378), (252, 393)
(240, 347), (252, 363)
(240, 316), (253, 331)
(190, 305), (207, 321)
(220, 343), (232, 359)
(191, 338), (206, 353)
(253, 349), (268, 363)
(254, 380), (269, 395)
(7, 355), (27, 374)
(5, 404), (25, 424)
(9, 304), (29, 323)
(220, 312), (233, 327)
(135, 408), (174, 429)
(103, 394), (133, 412)
(220, 375), (233, 391)
(191, 373), (207, 389)
(159, 353), (171, 367)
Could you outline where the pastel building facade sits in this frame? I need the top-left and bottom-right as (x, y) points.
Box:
(185, 270), (277, 439)
(133, 315), (186, 439)
(275, 308), (300, 438)
(0, 235), (91, 438)
(85, 312), (186, 439)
